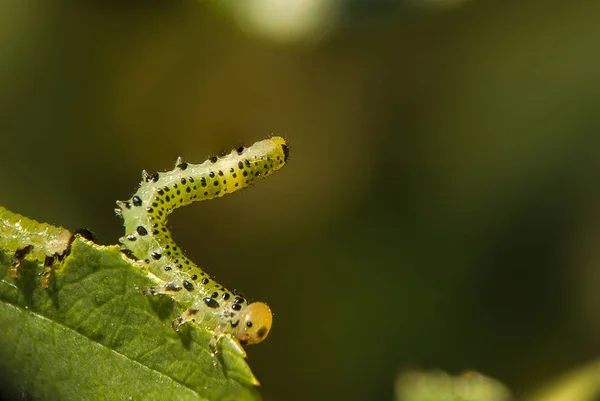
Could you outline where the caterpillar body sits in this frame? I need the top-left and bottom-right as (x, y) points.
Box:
(0, 206), (94, 287)
(115, 136), (289, 349)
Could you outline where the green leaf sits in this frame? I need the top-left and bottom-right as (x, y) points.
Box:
(0, 239), (261, 401)
(395, 370), (512, 401)
(525, 359), (600, 401)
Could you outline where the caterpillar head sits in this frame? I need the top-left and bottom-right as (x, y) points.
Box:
(235, 302), (273, 345)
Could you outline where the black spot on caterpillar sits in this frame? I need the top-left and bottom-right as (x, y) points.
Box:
(0, 206), (95, 287)
(116, 136), (288, 349)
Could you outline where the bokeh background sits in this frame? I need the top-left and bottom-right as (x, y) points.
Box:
(2, 0), (600, 400)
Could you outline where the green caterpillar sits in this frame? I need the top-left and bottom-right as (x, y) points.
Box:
(115, 136), (289, 349)
(0, 206), (94, 287)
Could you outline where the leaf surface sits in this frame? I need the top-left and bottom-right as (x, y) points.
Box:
(0, 239), (260, 401)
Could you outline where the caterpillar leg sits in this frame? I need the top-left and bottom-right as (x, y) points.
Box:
(172, 307), (202, 331)
(173, 309), (229, 354)
(9, 245), (34, 278)
(209, 321), (234, 354)
(143, 282), (183, 295)
(142, 279), (194, 311)
(170, 304), (229, 353)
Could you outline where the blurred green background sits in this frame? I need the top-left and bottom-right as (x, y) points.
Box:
(2, 0), (600, 400)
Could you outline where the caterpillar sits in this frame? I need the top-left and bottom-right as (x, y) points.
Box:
(0, 206), (95, 287)
(115, 136), (289, 350)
